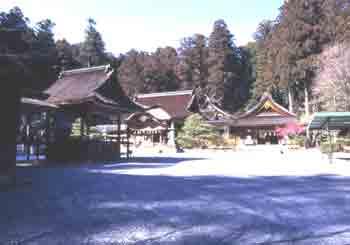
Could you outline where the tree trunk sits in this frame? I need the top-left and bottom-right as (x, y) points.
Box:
(288, 87), (293, 113)
(304, 86), (310, 140)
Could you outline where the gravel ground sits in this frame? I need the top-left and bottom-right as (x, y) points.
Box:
(2, 147), (350, 244)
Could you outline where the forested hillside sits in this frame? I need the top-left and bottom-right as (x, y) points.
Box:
(2, 0), (350, 114)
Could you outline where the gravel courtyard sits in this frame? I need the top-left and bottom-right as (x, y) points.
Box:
(2, 148), (350, 244)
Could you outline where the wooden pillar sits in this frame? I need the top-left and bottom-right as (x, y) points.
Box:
(168, 121), (176, 146)
(45, 111), (51, 157)
(85, 113), (91, 160)
(126, 124), (130, 160)
(80, 115), (85, 138)
(288, 87), (293, 113)
(117, 113), (121, 159)
(326, 119), (333, 164)
(26, 114), (32, 161)
(86, 114), (91, 137)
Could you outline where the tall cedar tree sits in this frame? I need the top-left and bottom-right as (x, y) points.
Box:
(250, 20), (277, 103)
(258, 0), (342, 115)
(80, 18), (106, 67)
(177, 34), (208, 90)
(31, 19), (59, 89)
(118, 47), (180, 96)
(117, 49), (147, 96)
(207, 19), (241, 112)
(56, 39), (81, 71)
(149, 47), (179, 92)
(239, 42), (257, 109)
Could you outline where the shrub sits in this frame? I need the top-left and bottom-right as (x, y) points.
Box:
(176, 114), (221, 149)
(288, 135), (306, 147)
(320, 143), (342, 153)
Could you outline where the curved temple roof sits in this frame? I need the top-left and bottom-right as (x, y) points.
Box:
(189, 91), (297, 127)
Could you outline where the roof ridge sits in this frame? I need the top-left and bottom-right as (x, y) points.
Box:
(60, 65), (110, 76)
(137, 90), (192, 98)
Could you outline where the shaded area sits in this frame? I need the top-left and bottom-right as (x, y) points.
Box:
(1, 159), (350, 244)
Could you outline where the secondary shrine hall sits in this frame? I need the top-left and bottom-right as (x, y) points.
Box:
(188, 92), (298, 145)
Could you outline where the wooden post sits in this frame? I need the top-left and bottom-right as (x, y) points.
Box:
(117, 114), (121, 159)
(85, 113), (90, 161)
(326, 118), (333, 164)
(86, 114), (90, 137)
(126, 124), (130, 160)
(288, 87), (293, 113)
(26, 114), (32, 161)
(45, 111), (51, 160)
(80, 115), (85, 138)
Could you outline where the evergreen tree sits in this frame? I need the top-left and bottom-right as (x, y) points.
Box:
(260, 0), (333, 114)
(117, 49), (146, 96)
(207, 19), (241, 111)
(56, 39), (81, 71)
(250, 20), (276, 104)
(80, 18), (106, 67)
(240, 42), (257, 108)
(177, 34), (208, 89)
(177, 114), (220, 148)
(0, 7), (33, 178)
(31, 19), (59, 89)
(151, 46), (179, 91)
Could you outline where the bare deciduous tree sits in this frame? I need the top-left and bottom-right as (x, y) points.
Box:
(313, 43), (350, 111)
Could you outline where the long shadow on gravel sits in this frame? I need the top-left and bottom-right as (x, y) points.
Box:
(1, 161), (350, 244)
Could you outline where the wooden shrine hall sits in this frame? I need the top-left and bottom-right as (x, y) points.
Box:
(41, 65), (142, 161)
(188, 92), (298, 145)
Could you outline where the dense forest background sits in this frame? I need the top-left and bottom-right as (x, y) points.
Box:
(2, 0), (350, 116)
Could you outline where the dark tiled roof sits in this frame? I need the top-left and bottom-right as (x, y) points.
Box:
(45, 65), (142, 113)
(135, 90), (192, 120)
(45, 66), (112, 104)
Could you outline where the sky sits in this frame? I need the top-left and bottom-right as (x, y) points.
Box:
(1, 0), (284, 55)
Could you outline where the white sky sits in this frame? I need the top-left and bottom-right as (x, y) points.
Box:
(1, 0), (284, 55)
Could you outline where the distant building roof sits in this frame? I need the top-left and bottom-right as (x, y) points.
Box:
(190, 90), (297, 128)
(45, 65), (142, 113)
(135, 90), (192, 120)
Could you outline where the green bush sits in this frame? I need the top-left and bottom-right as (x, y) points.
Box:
(320, 143), (342, 153)
(288, 135), (306, 147)
(176, 114), (221, 149)
(320, 136), (350, 153)
(336, 137), (350, 146)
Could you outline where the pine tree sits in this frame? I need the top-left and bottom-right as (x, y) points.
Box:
(80, 18), (106, 67)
